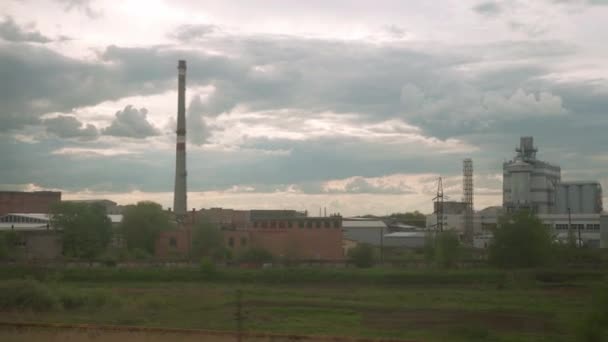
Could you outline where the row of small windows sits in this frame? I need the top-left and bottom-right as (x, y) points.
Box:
(0, 216), (47, 224)
(555, 224), (600, 231)
(252, 220), (340, 229)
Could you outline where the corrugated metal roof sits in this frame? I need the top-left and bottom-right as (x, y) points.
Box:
(0, 223), (49, 231)
(384, 232), (426, 238)
(6, 213), (50, 220)
(342, 220), (387, 228)
(3, 213), (122, 223)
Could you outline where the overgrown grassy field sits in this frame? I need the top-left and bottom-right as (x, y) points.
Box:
(0, 267), (605, 341)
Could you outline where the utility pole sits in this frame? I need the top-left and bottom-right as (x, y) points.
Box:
(379, 225), (384, 265)
(567, 207), (573, 246)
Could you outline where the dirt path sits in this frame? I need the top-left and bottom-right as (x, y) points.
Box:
(0, 322), (416, 342)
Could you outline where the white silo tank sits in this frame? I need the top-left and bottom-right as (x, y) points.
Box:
(510, 160), (533, 207)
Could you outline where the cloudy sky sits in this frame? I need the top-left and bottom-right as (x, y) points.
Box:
(1, 0), (607, 216)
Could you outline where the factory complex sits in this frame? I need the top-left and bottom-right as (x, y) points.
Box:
(426, 137), (606, 248)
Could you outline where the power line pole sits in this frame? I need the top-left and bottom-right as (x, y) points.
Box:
(433, 177), (444, 232)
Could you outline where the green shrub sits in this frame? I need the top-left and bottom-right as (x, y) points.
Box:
(489, 211), (553, 268)
(348, 243), (375, 268)
(132, 248), (151, 261)
(200, 257), (218, 276)
(0, 279), (59, 311)
(238, 247), (274, 264)
(425, 231), (461, 269)
(577, 285), (608, 341)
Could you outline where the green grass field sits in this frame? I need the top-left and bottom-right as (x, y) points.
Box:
(0, 267), (605, 341)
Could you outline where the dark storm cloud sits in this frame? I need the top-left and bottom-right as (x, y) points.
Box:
(473, 1), (503, 16)
(1, 30), (608, 196)
(103, 105), (160, 138)
(170, 24), (218, 42)
(43, 115), (98, 140)
(0, 16), (52, 43)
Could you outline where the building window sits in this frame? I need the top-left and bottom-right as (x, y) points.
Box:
(333, 221), (340, 228)
(270, 221), (276, 228)
(316, 221), (321, 228)
(324, 221), (330, 228)
(287, 221), (293, 228)
(228, 237), (234, 247)
(306, 221), (312, 228)
(555, 224), (568, 230)
(241, 237), (247, 246)
(299, 221), (304, 228)
(261, 221), (267, 228)
(279, 221), (285, 229)
(587, 224), (600, 231)
(169, 237), (177, 247)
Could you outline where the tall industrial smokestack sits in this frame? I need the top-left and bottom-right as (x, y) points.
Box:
(173, 60), (187, 218)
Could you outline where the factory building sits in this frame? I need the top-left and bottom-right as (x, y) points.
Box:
(0, 212), (123, 260)
(0, 191), (61, 216)
(224, 214), (344, 261)
(425, 137), (605, 248)
(601, 214), (608, 248)
(503, 137), (561, 214)
(155, 209), (345, 261)
(342, 219), (388, 246)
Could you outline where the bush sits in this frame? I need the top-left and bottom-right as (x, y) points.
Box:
(425, 231), (461, 269)
(57, 288), (118, 310)
(488, 211), (553, 268)
(348, 243), (375, 268)
(199, 257), (218, 276)
(578, 285), (608, 341)
(0, 279), (60, 311)
(238, 248), (274, 264)
(132, 248), (151, 261)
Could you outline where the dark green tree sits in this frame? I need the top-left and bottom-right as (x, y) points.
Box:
(425, 230), (461, 268)
(389, 211), (427, 227)
(191, 218), (226, 260)
(348, 243), (375, 268)
(488, 210), (553, 268)
(0, 231), (19, 260)
(121, 201), (171, 254)
(51, 202), (112, 259)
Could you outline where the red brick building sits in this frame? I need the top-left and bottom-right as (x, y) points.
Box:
(224, 216), (344, 261)
(154, 209), (345, 261)
(0, 191), (61, 216)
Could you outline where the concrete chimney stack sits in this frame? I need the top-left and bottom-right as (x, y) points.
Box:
(173, 60), (187, 217)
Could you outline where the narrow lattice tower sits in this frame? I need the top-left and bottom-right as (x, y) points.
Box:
(433, 177), (445, 232)
(463, 158), (474, 243)
(173, 60), (187, 218)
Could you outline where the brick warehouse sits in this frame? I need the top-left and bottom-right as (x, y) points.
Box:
(0, 191), (61, 216)
(224, 215), (344, 261)
(155, 209), (345, 261)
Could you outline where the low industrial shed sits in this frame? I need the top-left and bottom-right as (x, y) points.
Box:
(383, 231), (426, 248)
